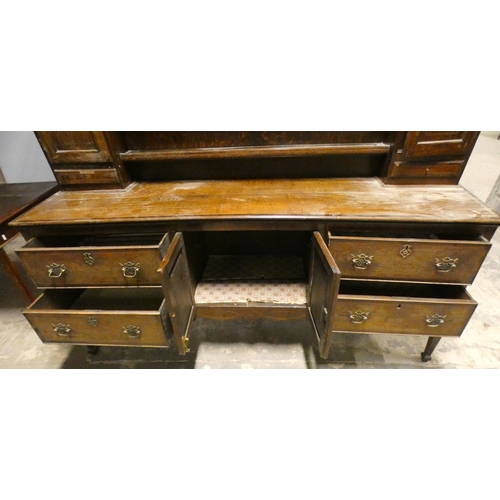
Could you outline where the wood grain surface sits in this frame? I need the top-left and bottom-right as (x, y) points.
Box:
(328, 235), (491, 285)
(11, 178), (500, 227)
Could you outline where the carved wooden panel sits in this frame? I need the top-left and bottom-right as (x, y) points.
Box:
(36, 132), (112, 163)
(403, 132), (479, 160)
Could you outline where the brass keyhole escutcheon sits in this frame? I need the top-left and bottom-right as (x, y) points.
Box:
(400, 244), (412, 259)
(83, 252), (95, 266)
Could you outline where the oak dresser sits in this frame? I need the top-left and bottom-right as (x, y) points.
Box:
(10, 132), (500, 362)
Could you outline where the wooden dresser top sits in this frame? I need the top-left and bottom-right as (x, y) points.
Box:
(10, 178), (500, 227)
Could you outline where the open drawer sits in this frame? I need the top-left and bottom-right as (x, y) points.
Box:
(17, 233), (172, 288)
(328, 233), (491, 285)
(158, 231), (341, 356)
(332, 282), (477, 337)
(23, 288), (171, 347)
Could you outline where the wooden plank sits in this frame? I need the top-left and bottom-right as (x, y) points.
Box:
(10, 178), (500, 227)
(120, 143), (391, 161)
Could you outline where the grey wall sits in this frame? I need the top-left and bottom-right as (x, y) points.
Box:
(0, 132), (55, 183)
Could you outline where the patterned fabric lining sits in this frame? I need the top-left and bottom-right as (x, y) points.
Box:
(195, 281), (308, 304)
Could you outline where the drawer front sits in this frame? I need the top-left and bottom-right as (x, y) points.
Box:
(391, 161), (464, 179)
(24, 297), (169, 347)
(333, 295), (477, 337)
(53, 168), (119, 185)
(328, 236), (491, 285)
(18, 238), (170, 288)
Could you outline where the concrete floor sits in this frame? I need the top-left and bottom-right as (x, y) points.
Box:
(1, 132), (500, 369)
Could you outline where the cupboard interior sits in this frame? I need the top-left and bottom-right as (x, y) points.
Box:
(183, 231), (312, 305)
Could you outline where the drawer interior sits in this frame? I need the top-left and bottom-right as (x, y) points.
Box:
(185, 231), (311, 304)
(22, 233), (169, 249)
(30, 288), (165, 312)
(329, 229), (488, 242)
(338, 281), (472, 301)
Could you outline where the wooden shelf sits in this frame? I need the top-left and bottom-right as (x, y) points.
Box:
(120, 143), (391, 161)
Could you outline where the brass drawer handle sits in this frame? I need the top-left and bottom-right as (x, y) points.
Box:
(47, 263), (66, 278)
(120, 261), (141, 278)
(350, 253), (373, 270)
(52, 323), (72, 336)
(435, 257), (458, 272)
(348, 311), (369, 324)
(123, 325), (141, 338)
(425, 314), (446, 327)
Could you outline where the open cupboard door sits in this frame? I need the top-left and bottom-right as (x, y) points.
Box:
(158, 232), (195, 355)
(308, 232), (341, 359)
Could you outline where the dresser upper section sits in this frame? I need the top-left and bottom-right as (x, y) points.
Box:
(34, 131), (481, 190)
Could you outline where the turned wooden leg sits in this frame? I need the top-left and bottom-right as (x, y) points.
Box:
(421, 337), (441, 362)
(87, 346), (100, 355)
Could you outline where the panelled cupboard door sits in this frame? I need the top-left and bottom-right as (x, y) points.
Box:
(158, 232), (195, 355)
(308, 232), (341, 358)
(402, 132), (479, 160)
(35, 132), (112, 163)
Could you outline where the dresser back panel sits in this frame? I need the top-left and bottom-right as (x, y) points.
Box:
(125, 154), (386, 182)
(121, 132), (390, 151)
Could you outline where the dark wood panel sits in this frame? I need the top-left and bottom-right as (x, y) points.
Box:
(121, 131), (388, 151)
(125, 154), (385, 181)
(36, 132), (112, 163)
(403, 132), (479, 159)
(308, 232), (341, 357)
(49, 132), (96, 151)
(0, 182), (58, 226)
(158, 232), (195, 354)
